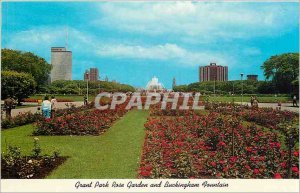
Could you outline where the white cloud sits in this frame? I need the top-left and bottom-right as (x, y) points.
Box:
(94, 2), (298, 41)
(6, 26), (230, 67)
(96, 43), (229, 66)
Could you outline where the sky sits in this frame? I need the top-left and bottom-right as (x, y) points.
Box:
(2, 1), (299, 89)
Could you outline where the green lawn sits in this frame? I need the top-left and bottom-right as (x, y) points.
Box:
(206, 96), (290, 103)
(29, 94), (291, 103)
(29, 95), (95, 102)
(1, 109), (149, 178)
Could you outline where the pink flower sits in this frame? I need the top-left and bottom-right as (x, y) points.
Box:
(274, 173), (282, 179)
(230, 156), (238, 163)
(218, 141), (226, 147)
(216, 172), (221, 178)
(253, 169), (260, 174)
(211, 162), (217, 167)
(245, 165), (251, 171)
(280, 162), (286, 168)
(293, 151), (299, 157)
(292, 167), (299, 173)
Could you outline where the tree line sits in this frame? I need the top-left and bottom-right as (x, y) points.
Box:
(1, 48), (298, 104)
(1, 49), (135, 104)
(174, 53), (299, 97)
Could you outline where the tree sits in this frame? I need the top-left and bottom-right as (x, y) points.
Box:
(261, 53), (299, 93)
(1, 71), (37, 105)
(1, 49), (51, 91)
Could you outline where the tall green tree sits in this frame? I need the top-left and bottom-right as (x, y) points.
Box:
(261, 53), (299, 94)
(1, 71), (37, 105)
(1, 49), (51, 90)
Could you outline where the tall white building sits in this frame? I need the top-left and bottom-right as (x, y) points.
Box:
(50, 47), (72, 82)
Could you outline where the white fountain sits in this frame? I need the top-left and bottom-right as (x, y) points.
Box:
(146, 76), (164, 91)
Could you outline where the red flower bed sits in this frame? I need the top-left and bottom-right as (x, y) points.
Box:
(139, 112), (299, 179)
(33, 105), (127, 136)
(242, 108), (298, 129)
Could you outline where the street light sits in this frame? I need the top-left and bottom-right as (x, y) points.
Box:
(214, 77), (216, 97)
(240, 73), (244, 105)
(86, 72), (89, 102)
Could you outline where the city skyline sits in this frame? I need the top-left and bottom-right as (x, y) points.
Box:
(2, 2), (299, 89)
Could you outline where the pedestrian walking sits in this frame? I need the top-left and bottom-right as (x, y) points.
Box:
(250, 96), (254, 107)
(50, 96), (57, 118)
(84, 96), (88, 106)
(292, 95), (298, 107)
(4, 96), (16, 119)
(277, 101), (281, 110)
(42, 96), (52, 118)
(253, 97), (259, 108)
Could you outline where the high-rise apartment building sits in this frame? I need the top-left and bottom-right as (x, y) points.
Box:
(199, 63), (228, 82)
(247, 74), (258, 81)
(89, 68), (99, 81)
(50, 47), (72, 82)
(83, 68), (99, 81)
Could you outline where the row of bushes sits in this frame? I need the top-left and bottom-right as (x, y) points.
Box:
(1, 103), (95, 129)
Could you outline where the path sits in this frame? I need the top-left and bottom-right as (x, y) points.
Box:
(8, 102), (84, 117)
(1, 109), (149, 178)
(236, 102), (299, 113)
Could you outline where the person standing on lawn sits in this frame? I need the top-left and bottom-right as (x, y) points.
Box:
(84, 96), (88, 106)
(42, 96), (52, 118)
(253, 96), (259, 108)
(292, 95), (298, 107)
(4, 96), (16, 119)
(277, 100), (282, 110)
(50, 96), (57, 118)
(250, 96), (254, 107)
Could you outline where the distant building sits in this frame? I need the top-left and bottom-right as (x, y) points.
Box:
(199, 63), (228, 82)
(247, 74), (258, 81)
(50, 47), (72, 82)
(146, 76), (164, 91)
(172, 77), (176, 89)
(89, 68), (99, 81)
(83, 68), (99, 81)
(83, 70), (89, 81)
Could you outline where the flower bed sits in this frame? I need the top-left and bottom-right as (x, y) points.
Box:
(139, 112), (299, 179)
(1, 112), (43, 129)
(1, 103), (94, 129)
(204, 102), (250, 115)
(242, 108), (298, 129)
(33, 106), (127, 136)
(1, 138), (66, 179)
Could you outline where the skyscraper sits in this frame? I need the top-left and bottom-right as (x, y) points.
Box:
(199, 63), (228, 82)
(83, 68), (99, 81)
(89, 68), (99, 81)
(50, 47), (72, 82)
(172, 77), (176, 89)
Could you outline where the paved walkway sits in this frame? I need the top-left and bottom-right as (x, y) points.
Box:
(237, 102), (299, 113)
(6, 102), (84, 117)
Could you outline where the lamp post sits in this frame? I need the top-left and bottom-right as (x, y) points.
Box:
(86, 72), (89, 102)
(98, 76), (101, 93)
(240, 73), (244, 105)
(214, 78), (216, 97)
